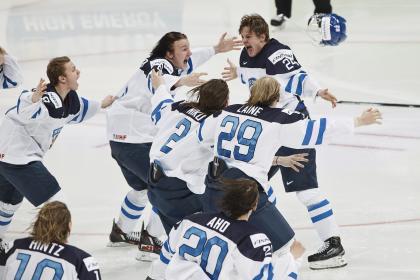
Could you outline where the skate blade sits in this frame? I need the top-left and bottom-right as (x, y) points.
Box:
(106, 241), (136, 248)
(309, 255), (347, 270)
(135, 251), (159, 262)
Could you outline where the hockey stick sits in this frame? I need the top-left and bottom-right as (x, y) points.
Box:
(337, 100), (420, 108)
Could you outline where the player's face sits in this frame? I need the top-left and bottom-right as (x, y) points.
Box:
(240, 27), (267, 57)
(167, 39), (192, 70)
(62, 61), (80, 91)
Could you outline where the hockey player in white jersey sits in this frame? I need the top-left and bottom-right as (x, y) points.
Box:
(152, 178), (274, 280)
(0, 47), (23, 89)
(105, 32), (242, 259)
(146, 70), (230, 235)
(0, 56), (115, 240)
(221, 13), (352, 269)
(0, 201), (101, 279)
(199, 77), (382, 272)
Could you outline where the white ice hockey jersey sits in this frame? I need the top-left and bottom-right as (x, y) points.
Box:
(106, 47), (215, 144)
(199, 103), (354, 192)
(0, 237), (101, 280)
(149, 84), (214, 194)
(161, 212), (273, 280)
(0, 54), (23, 89)
(0, 85), (100, 164)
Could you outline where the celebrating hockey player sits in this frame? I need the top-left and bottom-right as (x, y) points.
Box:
(221, 13), (351, 269)
(0, 201), (101, 279)
(199, 77), (382, 272)
(156, 178), (274, 280)
(0, 56), (115, 241)
(0, 47), (23, 90)
(105, 31), (242, 260)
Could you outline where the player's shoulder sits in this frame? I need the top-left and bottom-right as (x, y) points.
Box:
(224, 104), (306, 124)
(185, 212), (262, 242)
(140, 57), (178, 76)
(237, 231), (272, 262)
(264, 39), (296, 65)
(62, 243), (100, 273)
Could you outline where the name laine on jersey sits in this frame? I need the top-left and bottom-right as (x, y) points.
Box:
(206, 217), (231, 233)
(236, 105), (264, 117)
(29, 240), (65, 257)
(185, 107), (207, 122)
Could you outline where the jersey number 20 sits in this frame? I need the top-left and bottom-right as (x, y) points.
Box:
(217, 115), (262, 162)
(179, 226), (228, 280)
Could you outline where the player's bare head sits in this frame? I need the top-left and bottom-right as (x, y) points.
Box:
(47, 56), (80, 90)
(186, 79), (229, 114)
(30, 201), (71, 244)
(219, 178), (259, 220)
(247, 77), (280, 107)
(47, 56), (71, 86)
(150, 32), (188, 59)
(239, 14), (270, 42)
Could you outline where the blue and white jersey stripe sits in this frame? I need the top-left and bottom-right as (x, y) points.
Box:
(301, 118), (327, 146)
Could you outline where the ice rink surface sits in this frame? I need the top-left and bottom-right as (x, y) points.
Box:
(1, 0), (420, 279)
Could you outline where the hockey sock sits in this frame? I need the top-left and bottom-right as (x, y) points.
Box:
(146, 206), (166, 238)
(296, 189), (339, 241)
(117, 189), (147, 233)
(0, 201), (22, 238)
(267, 185), (277, 206)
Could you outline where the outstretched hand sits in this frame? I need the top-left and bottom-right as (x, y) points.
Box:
(31, 78), (47, 103)
(355, 108), (382, 127)
(221, 58), (238, 81)
(272, 153), (309, 172)
(177, 72), (208, 87)
(214, 32), (243, 54)
(101, 95), (117, 109)
(317, 88), (337, 108)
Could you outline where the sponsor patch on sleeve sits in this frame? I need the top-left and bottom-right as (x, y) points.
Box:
(43, 92), (63, 109)
(250, 233), (271, 248)
(83, 256), (99, 271)
(268, 49), (294, 65)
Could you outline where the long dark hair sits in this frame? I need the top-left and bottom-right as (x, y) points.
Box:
(149, 32), (188, 59)
(183, 79), (229, 115)
(219, 178), (259, 219)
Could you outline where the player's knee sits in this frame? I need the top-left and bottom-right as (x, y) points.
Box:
(296, 188), (323, 207)
(126, 189), (148, 206)
(0, 200), (23, 214)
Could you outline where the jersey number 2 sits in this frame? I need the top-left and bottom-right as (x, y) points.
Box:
(217, 115), (262, 162)
(160, 118), (191, 154)
(179, 226), (228, 280)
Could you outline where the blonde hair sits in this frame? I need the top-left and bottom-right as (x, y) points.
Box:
(30, 201), (71, 244)
(247, 77), (280, 107)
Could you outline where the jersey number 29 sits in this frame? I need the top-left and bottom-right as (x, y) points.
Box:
(217, 115), (262, 162)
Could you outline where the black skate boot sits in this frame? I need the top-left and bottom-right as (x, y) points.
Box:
(271, 14), (286, 27)
(107, 219), (141, 247)
(308, 236), (347, 269)
(136, 223), (162, 262)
